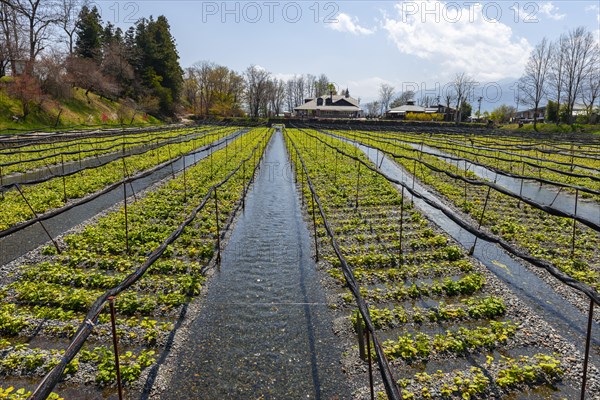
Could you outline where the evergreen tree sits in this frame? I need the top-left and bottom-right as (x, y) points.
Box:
(74, 6), (103, 60)
(134, 16), (183, 116)
(103, 22), (115, 44)
(546, 100), (559, 122)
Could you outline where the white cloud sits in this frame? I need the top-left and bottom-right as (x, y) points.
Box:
(538, 2), (565, 20)
(382, 1), (532, 81)
(327, 13), (375, 35)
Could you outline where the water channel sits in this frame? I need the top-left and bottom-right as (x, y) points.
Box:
(163, 131), (349, 399)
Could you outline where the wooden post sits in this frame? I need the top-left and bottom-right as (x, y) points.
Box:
(242, 161), (246, 210)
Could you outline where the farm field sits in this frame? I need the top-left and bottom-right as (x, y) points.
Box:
(0, 125), (271, 398)
(324, 128), (600, 291)
(284, 127), (599, 399)
(0, 125), (598, 399)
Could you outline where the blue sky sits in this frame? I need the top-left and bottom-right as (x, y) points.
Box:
(93, 1), (599, 108)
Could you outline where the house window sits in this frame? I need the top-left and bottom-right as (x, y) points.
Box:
(317, 98), (323, 106)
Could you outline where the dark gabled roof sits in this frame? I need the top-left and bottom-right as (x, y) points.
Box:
(294, 95), (361, 111)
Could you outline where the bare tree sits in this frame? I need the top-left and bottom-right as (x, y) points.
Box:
(315, 74), (329, 97)
(561, 27), (597, 124)
(184, 61), (245, 117)
(293, 75), (305, 108)
(285, 78), (295, 112)
(37, 50), (70, 98)
(305, 74), (316, 98)
(518, 37), (552, 130)
(0, 0), (59, 74)
(364, 101), (380, 118)
(390, 90), (414, 108)
(581, 44), (600, 122)
(378, 83), (394, 115)
(57, 0), (84, 54)
(245, 64), (270, 118)
(547, 35), (567, 125)
(418, 95), (435, 107)
(267, 78), (285, 116)
(7, 72), (43, 118)
(182, 68), (200, 114)
(0, 3), (24, 75)
(451, 72), (475, 123)
(66, 55), (118, 100)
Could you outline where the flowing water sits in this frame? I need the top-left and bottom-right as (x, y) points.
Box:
(163, 131), (349, 399)
(320, 130), (598, 360)
(0, 130), (246, 266)
(357, 142), (600, 358)
(398, 140), (599, 226)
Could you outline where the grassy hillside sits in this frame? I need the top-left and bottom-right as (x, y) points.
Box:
(0, 81), (161, 133)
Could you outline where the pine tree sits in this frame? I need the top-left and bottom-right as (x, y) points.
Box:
(74, 6), (104, 61)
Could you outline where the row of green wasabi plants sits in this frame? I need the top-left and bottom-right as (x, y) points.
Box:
(0, 127), (272, 397)
(332, 129), (600, 291)
(353, 129), (599, 200)
(285, 128), (574, 399)
(0, 125), (209, 175)
(0, 126), (240, 231)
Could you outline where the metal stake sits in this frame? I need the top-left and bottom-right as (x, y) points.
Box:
(214, 188), (222, 265)
(310, 192), (319, 262)
(571, 189), (579, 259)
(123, 182), (129, 254)
(366, 328), (375, 400)
(356, 311), (366, 361)
(108, 297), (124, 400)
(355, 161), (361, 210)
(61, 154), (67, 203)
(581, 298), (594, 400)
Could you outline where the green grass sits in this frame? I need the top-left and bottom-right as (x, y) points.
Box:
(0, 86), (161, 134)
